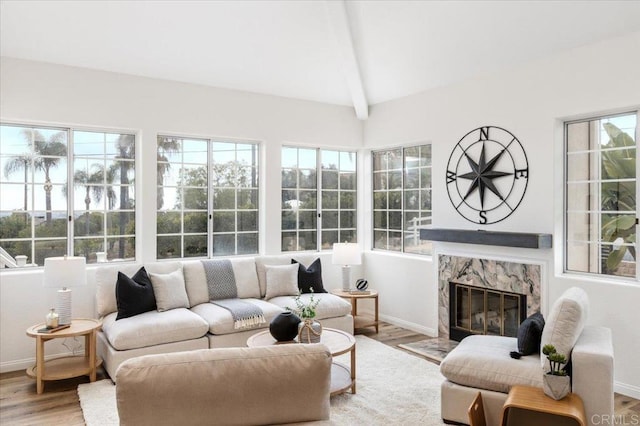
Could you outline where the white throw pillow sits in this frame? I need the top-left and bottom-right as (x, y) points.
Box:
(539, 286), (589, 369)
(230, 258), (261, 299)
(264, 263), (299, 300)
(149, 268), (190, 312)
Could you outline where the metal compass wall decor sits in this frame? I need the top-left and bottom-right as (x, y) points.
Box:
(445, 126), (529, 225)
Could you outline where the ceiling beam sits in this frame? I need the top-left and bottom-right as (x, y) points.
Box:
(325, 0), (369, 120)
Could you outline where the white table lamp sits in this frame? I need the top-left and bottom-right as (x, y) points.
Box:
(332, 242), (362, 291)
(43, 256), (86, 325)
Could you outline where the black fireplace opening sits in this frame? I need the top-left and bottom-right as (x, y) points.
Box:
(449, 281), (527, 342)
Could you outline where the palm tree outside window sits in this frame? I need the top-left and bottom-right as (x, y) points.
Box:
(0, 124), (136, 267)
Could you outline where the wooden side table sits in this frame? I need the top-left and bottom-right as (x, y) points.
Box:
(26, 318), (103, 394)
(330, 289), (379, 333)
(501, 385), (587, 426)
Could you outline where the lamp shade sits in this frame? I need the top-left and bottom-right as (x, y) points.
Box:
(331, 243), (361, 266)
(43, 256), (87, 288)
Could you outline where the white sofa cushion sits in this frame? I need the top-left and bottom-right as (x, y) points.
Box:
(264, 263), (299, 299)
(255, 254), (322, 297)
(540, 286), (589, 369)
(440, 335), (543, 393)
(96, 262), (182, 317)
(102, 308), (209, 350)
(182, 260), (210, 307)
(230, 258), (261, 298)
(255, 256), (291, 298)
(149, 268), (190, 312)
(267, 293), (352, 321)
(182, 258), (261, 306)
(191, 299), (284, 335)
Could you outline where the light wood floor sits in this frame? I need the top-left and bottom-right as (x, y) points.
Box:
(1, 322), (638, 425)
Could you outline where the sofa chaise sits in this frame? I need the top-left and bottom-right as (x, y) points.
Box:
(440, 287), (614, 426)
(95, 254), (353, 380)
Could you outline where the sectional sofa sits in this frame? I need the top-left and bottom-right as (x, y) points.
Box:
(95, 254), (353, 380)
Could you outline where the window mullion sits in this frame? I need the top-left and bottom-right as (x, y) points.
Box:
(208, 140), (213, 258)
(67, 128), (74, 256)
(317, 148), (322, 252)
(401, 148), (405, 253)
(636, 110), (640, 282)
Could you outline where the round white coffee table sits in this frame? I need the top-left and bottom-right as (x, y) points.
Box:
(247, 327), (356, 395)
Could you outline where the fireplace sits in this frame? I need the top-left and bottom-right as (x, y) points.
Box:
(448, 282), (527, 342)
(438, 254), (542, 340)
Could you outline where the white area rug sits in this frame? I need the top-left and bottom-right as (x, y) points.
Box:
(78, 336), (447, 425)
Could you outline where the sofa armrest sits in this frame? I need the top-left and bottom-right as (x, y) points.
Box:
(116, 344), (332, 426)
(572, 326), (614, 425)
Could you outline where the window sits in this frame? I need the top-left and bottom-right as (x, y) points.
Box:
(157, 136), (259, 258)
(73, 131), (135, 261)
(281, 147), (357, 252)
(0, 124), (136, 266)
(565, 111), (637, 279)
(372, 144), (432, 254)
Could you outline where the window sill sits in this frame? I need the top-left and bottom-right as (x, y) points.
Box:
(558, 270), (639, 288)
(366, 249), (433, 262)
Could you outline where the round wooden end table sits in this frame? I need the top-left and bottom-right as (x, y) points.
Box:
(26, 318), (103, 394)
(246, 327), (356, 396)
(330, 289), (379, 333)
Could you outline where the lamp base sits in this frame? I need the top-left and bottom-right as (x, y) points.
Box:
(341, 266), (351, 291)
(56, 288), (72, 325)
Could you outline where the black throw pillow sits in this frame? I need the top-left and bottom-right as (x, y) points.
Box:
(115, 267), (157, 320)
(292, 258), (327, 294)
(516, 312), (545, 355)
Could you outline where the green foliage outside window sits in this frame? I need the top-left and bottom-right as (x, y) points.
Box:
(600, 123), (636, 273)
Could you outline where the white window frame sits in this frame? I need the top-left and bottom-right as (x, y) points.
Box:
(0, 122), (137, 266)
(156, 135), (260, 259)
(281, 146), (358, 252)
(372, 143), (432, 255)
(564, 111), (638, 281)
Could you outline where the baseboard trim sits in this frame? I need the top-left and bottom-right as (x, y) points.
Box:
(1, 351), (77, 374)
(614, 381), (640, 399)
(375, 311), (437, 337)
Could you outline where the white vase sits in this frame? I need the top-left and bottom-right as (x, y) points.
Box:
(298, 319), (322, 344)
(45, 308), (59, 329)
(543, 374), (570, 400)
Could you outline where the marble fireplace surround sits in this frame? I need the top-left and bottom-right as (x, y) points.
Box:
(438, 253), (543, 338)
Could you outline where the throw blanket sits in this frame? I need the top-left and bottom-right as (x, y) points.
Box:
(202, 259), (238, 300)
(211, 299), (266, 330)
(201, 259), (265, 329)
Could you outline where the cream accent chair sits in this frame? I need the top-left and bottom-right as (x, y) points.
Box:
(440, 287), (614, 426)
(116, 344), (332, 426)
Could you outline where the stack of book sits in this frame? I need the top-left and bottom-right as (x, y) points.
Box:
(37, 324), (71, 334)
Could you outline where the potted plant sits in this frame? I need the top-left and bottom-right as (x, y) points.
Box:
(287, 291), (322, 343)
(542, 344), (570, 400)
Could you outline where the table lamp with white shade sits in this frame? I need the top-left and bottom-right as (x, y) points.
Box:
(332, 242), (362, 291)
(43, 256), (86, 325)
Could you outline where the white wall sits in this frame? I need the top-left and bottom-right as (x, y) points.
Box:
(0, 57), (362, 372)
(2, 31), (639, 398)
(362, 32), (640, 397)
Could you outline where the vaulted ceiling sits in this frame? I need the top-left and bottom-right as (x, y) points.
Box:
(2, 1), (640, 119)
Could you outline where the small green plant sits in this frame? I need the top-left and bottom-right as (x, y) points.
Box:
(287, 290), (320, 320)
(542, 344), (568, 376)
